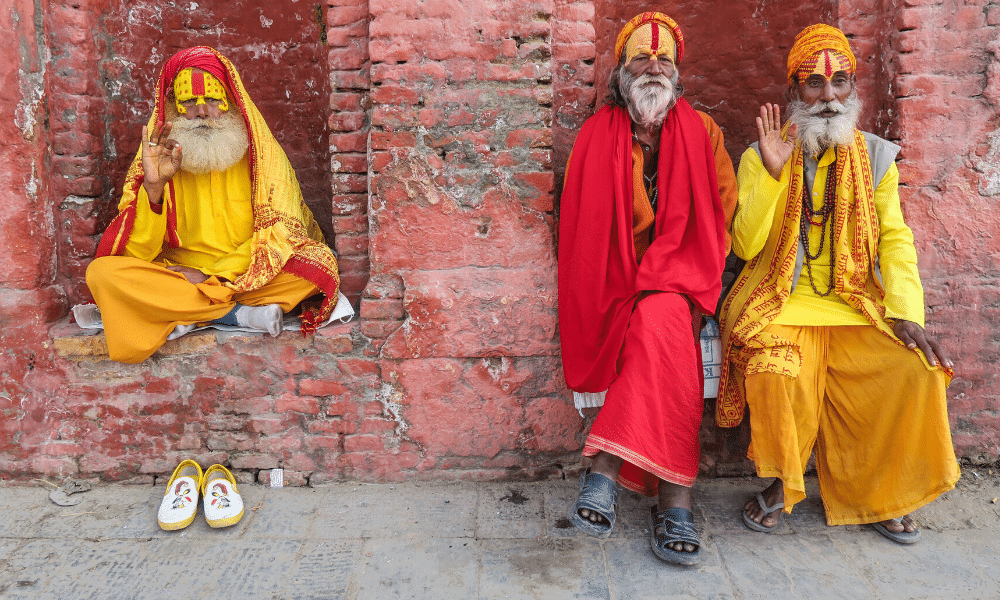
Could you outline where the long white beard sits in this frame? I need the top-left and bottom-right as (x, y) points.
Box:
(167, 108), (249, 174)
(787, 91), (862, 157)
(620, 71), (677, 129)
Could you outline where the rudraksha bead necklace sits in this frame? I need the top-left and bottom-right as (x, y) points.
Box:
(800, 155), (838, 296)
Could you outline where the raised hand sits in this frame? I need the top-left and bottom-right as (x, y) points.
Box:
(892, 319), (954, 369)
(756, 103), (796, 181)
(141, 123), (182, 203)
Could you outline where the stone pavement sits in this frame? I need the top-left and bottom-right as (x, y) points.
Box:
(0, 471), (998, 599)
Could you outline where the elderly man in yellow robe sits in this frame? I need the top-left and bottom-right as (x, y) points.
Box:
(87, 47), (340, 364)
(718, 24), (959, 544)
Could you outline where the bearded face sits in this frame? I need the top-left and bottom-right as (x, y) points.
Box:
(618, 67), (680, 130)
(166, 103), (249, 175)
(787, 90), (862, 158)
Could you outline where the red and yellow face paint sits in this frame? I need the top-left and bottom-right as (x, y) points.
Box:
(621, 22), (677, 65)
(173, 68), (229, 114)
(795, 48), (854, 82)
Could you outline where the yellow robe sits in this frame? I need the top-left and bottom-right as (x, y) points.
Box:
(725, 139), (958, 524)
(87, 158), (317, 364)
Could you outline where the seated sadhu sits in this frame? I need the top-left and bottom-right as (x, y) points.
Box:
(718, 24), (959, 544)
(87, 47), (340, 364)
(559, 13), (736, 565)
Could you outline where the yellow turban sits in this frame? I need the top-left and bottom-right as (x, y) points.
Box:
(615, 12), (685, 65)
(786, 24), (856, 84)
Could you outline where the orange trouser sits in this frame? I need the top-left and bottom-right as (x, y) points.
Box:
(86, 256), (318, 364)
(745, 324), (959, 525)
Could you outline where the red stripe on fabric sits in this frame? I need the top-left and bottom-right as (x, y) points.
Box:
(191, 71), (205, 96)
(651, 24), (659, 52)
(96, 203), (136, 257)
(282, 255), (341, 333)
(166, 181), (180, 248)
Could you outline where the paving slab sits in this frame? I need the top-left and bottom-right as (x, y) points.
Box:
(0, 473), (996, 599)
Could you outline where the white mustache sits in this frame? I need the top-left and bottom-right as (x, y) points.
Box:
(633, 73), (671, 88)
(807, 100), (846, 115)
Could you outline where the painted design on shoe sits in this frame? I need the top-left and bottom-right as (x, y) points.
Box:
(171, 481), (196, 510)
(209, 482), (232, 510)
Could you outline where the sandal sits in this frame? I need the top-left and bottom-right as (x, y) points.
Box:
(872, 517), (921, 544)
(568, 470), (618, 538)
(742, 491), (784, 533)
(648, 506), (701, 566)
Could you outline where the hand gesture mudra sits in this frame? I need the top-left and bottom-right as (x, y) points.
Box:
(757, 103), (797, 181)
(141, 123), (182, 203)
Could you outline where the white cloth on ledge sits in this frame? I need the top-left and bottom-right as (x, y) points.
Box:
(71, 291), (355, 336)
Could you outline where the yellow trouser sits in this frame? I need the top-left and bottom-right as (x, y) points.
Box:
(86, 256), (318, 364)
(745, 324), (960, 525)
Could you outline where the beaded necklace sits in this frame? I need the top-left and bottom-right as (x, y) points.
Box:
(800, 154), (838, 296)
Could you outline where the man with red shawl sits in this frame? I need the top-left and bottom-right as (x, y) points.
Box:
(720, 24), (958, 544)
(559, 13), (736, 565)
(87, 47), (340, 363)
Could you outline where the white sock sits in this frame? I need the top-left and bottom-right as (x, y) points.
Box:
(167, 323), (197, 340)
(235, 304), (283, 337)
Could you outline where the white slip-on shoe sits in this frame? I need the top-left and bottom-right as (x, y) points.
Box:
(157, 460), (203, 531)
(201, 464), (245, 528)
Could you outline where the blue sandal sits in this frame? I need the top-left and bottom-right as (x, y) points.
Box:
(568, 470), (618, 538)
(648, 506), (701, 566)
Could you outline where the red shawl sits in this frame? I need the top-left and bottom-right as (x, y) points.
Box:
(558, 100), (726, 392)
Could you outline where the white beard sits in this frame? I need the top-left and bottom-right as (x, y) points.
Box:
(620, 71), (677, 130)
(787, 91), (862, 157)
(167, 107), (249, 174)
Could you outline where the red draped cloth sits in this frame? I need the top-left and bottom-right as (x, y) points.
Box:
(558, 100), (726, 495)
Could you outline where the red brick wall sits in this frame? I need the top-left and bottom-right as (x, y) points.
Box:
(0, 0), (996, 484)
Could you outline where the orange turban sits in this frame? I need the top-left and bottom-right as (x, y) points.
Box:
(786, 24), (856, 84)
(615, 12), (685, 65)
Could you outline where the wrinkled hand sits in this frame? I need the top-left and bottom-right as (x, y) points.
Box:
(167, 265), (209, 285)
(756, 103), (797, 181)
(893, 319), (953, 369)
(141, 123), (182, 202)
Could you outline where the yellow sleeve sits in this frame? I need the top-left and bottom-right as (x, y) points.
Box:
(732, 147), (790, 260)
(122, 186), (168, 261)
(874, 162), (925, 326)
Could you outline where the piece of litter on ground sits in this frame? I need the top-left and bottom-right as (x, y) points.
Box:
(270, 468), (283, 488)
(251, 498), (265, 511)
(48, 479), (92, 507)
(991, 498), (997, 504)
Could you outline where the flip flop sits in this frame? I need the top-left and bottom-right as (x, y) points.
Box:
(649, 506), (701, 566)
(742, 491), (784, 533)
(872, 517), (921, 544)
(568, 470), (618, 538)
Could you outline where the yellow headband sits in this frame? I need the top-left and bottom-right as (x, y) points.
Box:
(622, 22), (677, 65)
(174, 68), (228, 114)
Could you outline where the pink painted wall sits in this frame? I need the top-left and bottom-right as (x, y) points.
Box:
(0, 0), (995, 483)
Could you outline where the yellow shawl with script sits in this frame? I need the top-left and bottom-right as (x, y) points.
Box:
(717, 130), (900, 427)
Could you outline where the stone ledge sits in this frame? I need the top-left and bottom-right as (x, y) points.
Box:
(49, 318), (359, 361)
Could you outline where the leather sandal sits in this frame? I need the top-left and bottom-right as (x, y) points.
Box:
(568, 470), (618, 538)
(649, 506), (701, 566)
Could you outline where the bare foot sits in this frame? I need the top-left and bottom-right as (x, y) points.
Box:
(744, 478), (784, 528)
(878, 514), (916, 533)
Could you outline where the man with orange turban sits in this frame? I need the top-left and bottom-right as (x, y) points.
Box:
(87, 47), (340, 363)
(559, 12), (736, 565)
(718, 24), (958, 544)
